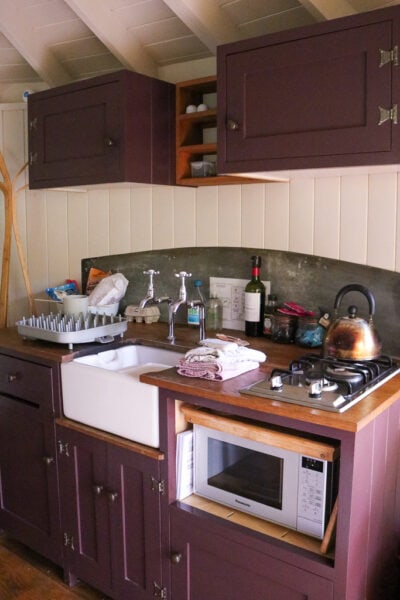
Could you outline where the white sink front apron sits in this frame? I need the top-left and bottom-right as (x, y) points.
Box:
(61, 345), (184, 447)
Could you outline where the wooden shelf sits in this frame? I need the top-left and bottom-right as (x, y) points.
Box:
(175, 76), (266, 187)
(180, 494), (335, 559)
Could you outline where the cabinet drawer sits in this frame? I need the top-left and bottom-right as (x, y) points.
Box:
(0, 355), (54, 410)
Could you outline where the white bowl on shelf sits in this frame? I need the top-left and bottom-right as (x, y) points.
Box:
(88, 302), (119, 316)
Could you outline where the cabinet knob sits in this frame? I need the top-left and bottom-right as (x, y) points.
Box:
(170, 552), (182, 564)
(105, 136), (116, 147)
(7, 373), (17, 383)
(43, 456), (54, 466)
(93, 484), (104, 495)
(227, 119), (240, 131)
(108, 491), (119, 502)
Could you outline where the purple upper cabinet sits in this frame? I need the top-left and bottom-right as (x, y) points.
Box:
(28, 70), (175, 189)
(217, 6), (400, 175)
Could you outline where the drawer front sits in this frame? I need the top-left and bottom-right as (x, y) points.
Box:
(0, 354), (54, 410)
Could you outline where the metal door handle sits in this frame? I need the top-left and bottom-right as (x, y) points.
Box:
(170, 552), (182, 564)
(227, 119), (240, 131)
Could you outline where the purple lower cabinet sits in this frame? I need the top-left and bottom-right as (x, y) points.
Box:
(57, 424), (163, 600)
(170, 504), (333, 600)
(0, 395), (61, 565)
(159, 391), (400, 600)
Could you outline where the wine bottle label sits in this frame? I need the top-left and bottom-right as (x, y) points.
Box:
(244, 292), (261, 322)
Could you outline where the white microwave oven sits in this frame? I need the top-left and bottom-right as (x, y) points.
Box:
(189, 411), (339, 540)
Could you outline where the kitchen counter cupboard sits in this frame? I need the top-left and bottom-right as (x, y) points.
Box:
(143, 367), (400, 600)
(217, 5), (400, 175)
(56, 420), (164, 600)
(28, 69), (175, 189)
(0, 325), (399, 599)
(0, 350), (62, 565)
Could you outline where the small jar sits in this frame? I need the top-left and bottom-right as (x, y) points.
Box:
(295, 315), (325, 348)
(263, 294), (278, 337)
(206, 296), (223, 330)
(271, 314), (297, 344)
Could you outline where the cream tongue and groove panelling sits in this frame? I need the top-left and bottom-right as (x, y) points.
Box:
(210, 277), (271, 331)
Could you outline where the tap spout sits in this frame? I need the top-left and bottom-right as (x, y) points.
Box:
(139, 269), (160, 308)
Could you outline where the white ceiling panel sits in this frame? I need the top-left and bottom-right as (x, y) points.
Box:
(0, 0), (399, 87)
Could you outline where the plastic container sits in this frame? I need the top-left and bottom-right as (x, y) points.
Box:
(188, 280), (205, 326)
(190, 161), (215, 178)
(263, 294), (278, 337)
(295, 315), (325, 347)
(88, 302), (120, 316)
(206, 296), (223, 330)
(271, 314), (297, 344)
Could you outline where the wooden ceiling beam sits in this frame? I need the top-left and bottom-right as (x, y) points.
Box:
(64, 0), (158, 78)
(0, 0), (72, 87)
(163, 0), (244, 53)
(299, 0), (356, 21)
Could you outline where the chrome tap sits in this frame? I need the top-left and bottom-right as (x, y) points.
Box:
(139, 270), (172, 319)
(139, 270), (160, 308)
(167, 272), (206, 344)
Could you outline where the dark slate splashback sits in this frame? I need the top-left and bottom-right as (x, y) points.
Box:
(82, 247), (400, 357)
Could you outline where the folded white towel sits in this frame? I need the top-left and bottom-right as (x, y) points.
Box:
(177, 344), (266, 381)
(183, 345), (267, 364)
(177, 358), (259, 381)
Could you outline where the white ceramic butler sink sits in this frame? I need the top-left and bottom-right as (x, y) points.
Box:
(61, 344), (184, 448)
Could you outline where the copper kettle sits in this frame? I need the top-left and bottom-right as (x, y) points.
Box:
(323, 284), (382, 361)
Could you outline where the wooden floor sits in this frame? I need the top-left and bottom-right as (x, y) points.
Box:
(0, 533), (110, 600)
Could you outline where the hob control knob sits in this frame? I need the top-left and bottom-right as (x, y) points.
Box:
(270, 375), (283, 391)
(309, 381), (322, 399)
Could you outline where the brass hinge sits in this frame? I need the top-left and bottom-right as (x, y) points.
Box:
(63, 532), (75, 550)
(153, 582), (167, 598)
(57, 440), (70, 457)
(378, 104), (398, 126)
(151, 477), (166, 495)
(379, 46), (398, 67)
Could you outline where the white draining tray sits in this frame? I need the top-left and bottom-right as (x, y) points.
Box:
(17, 314), (128, 349)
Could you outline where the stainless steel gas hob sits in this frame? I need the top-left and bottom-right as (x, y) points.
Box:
(240, 354), (400, 412)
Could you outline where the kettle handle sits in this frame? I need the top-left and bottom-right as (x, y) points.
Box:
(334, 284), (376, 316)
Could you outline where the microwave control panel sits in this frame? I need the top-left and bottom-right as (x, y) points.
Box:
(297, 456), (327, 539)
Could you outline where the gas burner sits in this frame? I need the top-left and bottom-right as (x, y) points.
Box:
(240, 354), (400, 413)
(306, 376), (339, 394)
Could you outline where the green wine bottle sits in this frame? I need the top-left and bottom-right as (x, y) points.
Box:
(244, 256), (265, 336)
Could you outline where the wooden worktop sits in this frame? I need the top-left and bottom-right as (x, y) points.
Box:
(1, 322), (399, 433)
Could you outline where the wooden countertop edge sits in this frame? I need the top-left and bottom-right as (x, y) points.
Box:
(55, 417), (165, 460)
(1, 324), (399, 434)
(141, 369), (400, 433)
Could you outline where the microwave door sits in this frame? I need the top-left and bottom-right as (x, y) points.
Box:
(194, 425), (299, 530)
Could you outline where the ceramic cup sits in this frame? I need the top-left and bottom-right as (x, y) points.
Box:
(63, 294), (89, 316)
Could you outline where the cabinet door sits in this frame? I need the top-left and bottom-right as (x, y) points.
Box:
(170, 506), (333, 600)
(218, 11), (400, 173)
(0, 396), (61, 563)
(108, 444), (163, 600)
(29, 79), (122, 188)
(28, 69), (175, 189)
(57, 427), (112, 596)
